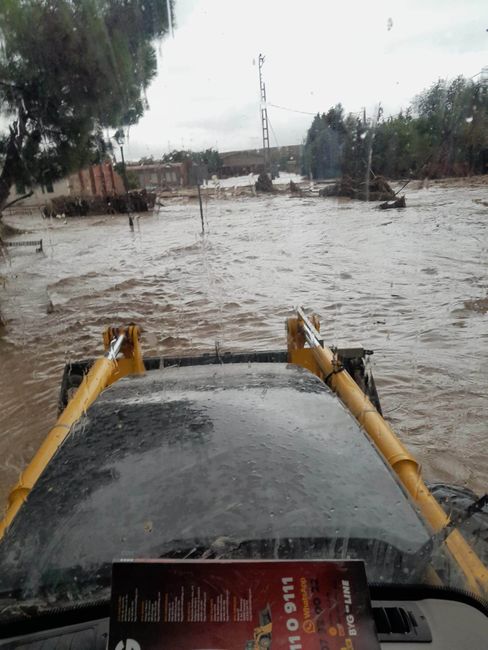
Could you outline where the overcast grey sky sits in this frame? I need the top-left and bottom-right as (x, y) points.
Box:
(125, 0), (488, 160)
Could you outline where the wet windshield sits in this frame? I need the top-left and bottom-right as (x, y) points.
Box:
(0, 0), (487, 620)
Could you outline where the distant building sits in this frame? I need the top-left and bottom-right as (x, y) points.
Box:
(220, 150), (266, 176)
(127, 160), (208, 190)
(7, 161), (125, 209)
(70, 162), (125, 197)
(127, 162), (187, 189)
(220, 145), (303, 177)
(9, 177), (70, 209)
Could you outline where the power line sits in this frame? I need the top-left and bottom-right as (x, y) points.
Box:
(267, 102), (317, 116)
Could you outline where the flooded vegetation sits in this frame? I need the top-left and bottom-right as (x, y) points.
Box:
(1, 177), (487, 509)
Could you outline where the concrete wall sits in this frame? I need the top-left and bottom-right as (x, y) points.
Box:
(128, 161), (209, 190)
(220, 144), (303, 176)
(70, 163), (125, 197)
(7, 162), (125, 210)
(128, 162), (187, 189)
(8, 178), (70, 208)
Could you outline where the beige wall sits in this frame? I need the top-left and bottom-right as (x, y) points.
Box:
(6, 163), (125, 210)
(128, 163), (187, 189)
(70, 163), (125, 197)
(8, 178), (70, 208)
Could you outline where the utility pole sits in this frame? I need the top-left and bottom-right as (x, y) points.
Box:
(197, 178), (204, 234)
(258, 54), (271, 175)
(365, 103), (382, 202)
(166, 0), (174, 38)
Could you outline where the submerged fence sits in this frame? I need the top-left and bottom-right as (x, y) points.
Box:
(3, 239), (43, 253)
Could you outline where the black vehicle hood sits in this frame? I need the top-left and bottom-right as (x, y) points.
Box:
(0, 363), (430, 596)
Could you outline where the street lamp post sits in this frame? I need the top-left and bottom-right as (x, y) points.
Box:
(114, 129), (133, 228)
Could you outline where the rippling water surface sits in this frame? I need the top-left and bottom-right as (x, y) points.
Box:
(1, 180), (487, 509)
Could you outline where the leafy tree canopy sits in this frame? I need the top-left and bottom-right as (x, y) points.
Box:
(160, 148), (222, 174)
(302, 77), (488, 181)
(0, 0), (173, 210)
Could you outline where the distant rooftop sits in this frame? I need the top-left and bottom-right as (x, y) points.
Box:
(126, 162), (185, 170)
(220, 144), (303, 158)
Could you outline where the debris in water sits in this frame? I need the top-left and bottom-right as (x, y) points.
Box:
(319, 175), (396, 201)
(289, 180), (303, 196)
(50, 190), (155, 217)
(379, 196), (406, 209)
(464, 297), (488, 314)
(255, 173), (273, 193)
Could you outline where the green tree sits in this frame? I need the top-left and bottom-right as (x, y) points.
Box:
(410, 77), (488, 177)
(0, 0), (173, 213)
(302, 105), (345, 179)
(161, 148), (223, 174)
(463, 83), (488, 173)
(340, 113), (372, 180)
(114, 163), (139, 190)
(192, 148), (223, 175)
(305, 76), (488, 181)
(161, 149), (192, 163)
(373, 110), (417, 178)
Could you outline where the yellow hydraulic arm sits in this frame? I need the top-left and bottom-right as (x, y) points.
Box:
(0, 325), (144, 540)
(288, 308), (488, 598)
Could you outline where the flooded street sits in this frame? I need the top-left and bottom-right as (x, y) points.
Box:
(1, 179), (487, 510)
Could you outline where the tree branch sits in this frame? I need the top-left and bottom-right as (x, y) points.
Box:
(3, 190), (34, 210)
(0, 79), (23, 91)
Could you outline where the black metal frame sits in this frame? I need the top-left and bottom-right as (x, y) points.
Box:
(58, 349), (383, 415)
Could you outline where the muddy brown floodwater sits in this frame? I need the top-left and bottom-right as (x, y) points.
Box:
(0, 179), (487, 512)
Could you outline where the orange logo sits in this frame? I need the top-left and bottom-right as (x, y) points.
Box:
(303, 619), (316, 634)
(328, 626), (338, 637)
